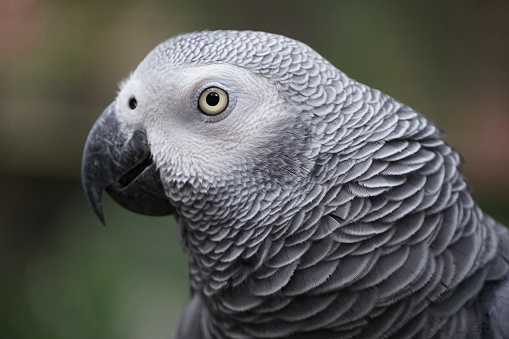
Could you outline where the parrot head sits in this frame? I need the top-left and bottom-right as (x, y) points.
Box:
(82, 31), (325, 231)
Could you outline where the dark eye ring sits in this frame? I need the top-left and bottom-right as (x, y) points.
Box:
(128, 97), (137, 110)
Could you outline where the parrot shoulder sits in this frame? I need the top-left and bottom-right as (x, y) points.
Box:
(175, 293), (206, 339)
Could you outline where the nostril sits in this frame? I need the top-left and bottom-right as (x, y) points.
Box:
(128, 97), (137, 110)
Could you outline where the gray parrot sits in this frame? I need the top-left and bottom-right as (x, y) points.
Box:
(81, 31), (509, 338)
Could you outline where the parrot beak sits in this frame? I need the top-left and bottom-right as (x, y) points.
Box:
(81, 103), (174, 224)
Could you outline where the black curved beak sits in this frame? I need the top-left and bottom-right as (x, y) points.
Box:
(81, 103), (174, 224)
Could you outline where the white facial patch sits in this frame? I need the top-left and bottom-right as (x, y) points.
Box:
(122, 63), (295, 179)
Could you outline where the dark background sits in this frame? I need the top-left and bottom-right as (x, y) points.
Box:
(2, 1), (508, 338)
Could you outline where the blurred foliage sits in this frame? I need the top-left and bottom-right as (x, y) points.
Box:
(1, 1), (508, 338)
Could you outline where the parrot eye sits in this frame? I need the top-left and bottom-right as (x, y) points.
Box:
(198, 87), (228, 115)
(128, 97), (137, 110)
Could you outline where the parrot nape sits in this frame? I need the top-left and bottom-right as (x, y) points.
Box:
(81, 31), (509, 339)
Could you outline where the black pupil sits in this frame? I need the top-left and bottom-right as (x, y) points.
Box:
(129, 97), (137, 109)
(206, 92), (220, 106)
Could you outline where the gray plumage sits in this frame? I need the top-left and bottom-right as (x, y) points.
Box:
(81, 30), (509, 338)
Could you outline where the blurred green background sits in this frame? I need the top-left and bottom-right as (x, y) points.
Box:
(1, 1), (508, 338)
